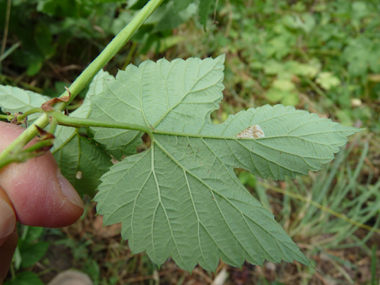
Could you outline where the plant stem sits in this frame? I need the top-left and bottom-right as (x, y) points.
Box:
(122, 41), (138, 70)
(56, 0), (164, 108)
(50, 112), (272, 140)
(0, 114), (14, 120)
(0, 156), (14, 169)
(17, 107), (42, 122)
(0, 41), (20, 62)
(51, 111), (153, 136)
(49, 116), (58, 134)
(23, 139), (53, 153)
(0, 0), (163, 167)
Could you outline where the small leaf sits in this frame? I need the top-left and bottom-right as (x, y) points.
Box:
(4, 272), (44, 285)
(19, 241), (50, 268)
(316, 72), (341, 90)
(0, 86), (49, 121)
(22, 227), (44, 244)
(92, 56), (359, 271)
(272, 79), (296, 92)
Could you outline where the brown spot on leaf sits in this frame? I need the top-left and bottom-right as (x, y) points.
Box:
(236, 125), (265, 139)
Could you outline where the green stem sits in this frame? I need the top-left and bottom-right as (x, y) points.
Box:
(66, 103), (83, 110)
(51, 111), (153, 136)
(50, 112), (263, 140)
(122, 41), (138, 70)
(23, 139), (53, 153)
(17, 107), (42, 122)
(56, 0), (164, 108)
(0, 41), (20, 62)
(0, 0), (163, 167)
(49, 116), (58, 134)
(0, 114), (48, 163)
(0, 156), (14, 169)
(0, 114), (14, 120)
(0, 138), (54, 169)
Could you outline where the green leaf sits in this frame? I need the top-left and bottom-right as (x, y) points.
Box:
(199, 0), (213, 28)
(272, 79), (296, 92)
(89, 68), (144, 159)
(52, 71), (113, 197)
(4, 272), (44, 285)
(154, 2), (197, 33)
(172, 0), (192, 13)
(22, 226), (44, 244)
(265, 88), (286, 103)
(0, 85), (48, 120)
(92, 56), (360, 271)
(19, 241), (50, 268)
(316, 72), (341, 90)
(37, 0), (78, 17)
(89, 56), (224, 159)
(281, 92), (299, 106)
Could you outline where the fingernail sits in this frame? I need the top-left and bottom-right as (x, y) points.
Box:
(0, 198), (16, 239)
(57, 171), (84, 209)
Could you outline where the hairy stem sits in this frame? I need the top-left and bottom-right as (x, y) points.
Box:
(17, 108), (43, 121)
(0, 139), (54, 169)
(0, 0), (163, 166)
(51, 111), (153, 136)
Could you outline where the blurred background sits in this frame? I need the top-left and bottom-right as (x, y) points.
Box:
(1, 0), (380, 284)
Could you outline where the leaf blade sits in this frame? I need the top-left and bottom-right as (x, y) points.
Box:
(92, 56), (360, 271)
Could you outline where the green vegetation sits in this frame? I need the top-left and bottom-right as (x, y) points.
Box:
(1, 0), (379, 284)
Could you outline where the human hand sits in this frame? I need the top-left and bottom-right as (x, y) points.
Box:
(0, 121), (84, 282)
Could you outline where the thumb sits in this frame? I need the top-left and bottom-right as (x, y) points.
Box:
(0, 121), (84, 228)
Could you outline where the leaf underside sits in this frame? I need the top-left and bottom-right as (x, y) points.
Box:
(92, 55), (359, 271)
(0, 86), (50, 122)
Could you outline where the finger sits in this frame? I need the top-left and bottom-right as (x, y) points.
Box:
(0, 231), (18, 282)
(0, 186), (18, 283)
(0, 186), (16, 242)
(0, 122), (84, 228)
